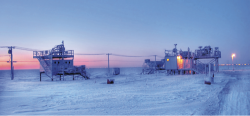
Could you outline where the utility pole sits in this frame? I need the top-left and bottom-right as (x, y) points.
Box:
(106, 53), (112, 75)
(7, 46), (16, 80)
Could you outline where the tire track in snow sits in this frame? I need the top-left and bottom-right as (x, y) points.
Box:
(218, 74), (250, 115)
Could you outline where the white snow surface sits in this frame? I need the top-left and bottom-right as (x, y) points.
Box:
(0, 66), (250, 115)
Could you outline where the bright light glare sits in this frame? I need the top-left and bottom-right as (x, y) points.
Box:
(231, 54), (235, 60)
(177, 56), (181, 59)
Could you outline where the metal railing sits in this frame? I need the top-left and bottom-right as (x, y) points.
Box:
(33, 50), (74, 57)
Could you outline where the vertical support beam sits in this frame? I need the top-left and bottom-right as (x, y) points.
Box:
(217, 59), (219, 72)
(214, 59), (217, 72)
(62, 51), (64, 81)
(194, 60), (197, 71)
(40, 72), (42, 81)
(50, 54), (53, 80)
(60, 75), (61, 81)
(209, 63), (211, 78)
(183, 59), (185, 69)
(215, 59), (217, 72)
(155, 55), (156, 69)
(155, 55), (157, 75)
(205, 64), (207, 76)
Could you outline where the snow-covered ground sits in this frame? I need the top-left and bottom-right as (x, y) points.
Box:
(0, 66), (250, 115)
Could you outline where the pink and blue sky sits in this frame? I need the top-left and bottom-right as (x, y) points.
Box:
(0, 0), (250, 70)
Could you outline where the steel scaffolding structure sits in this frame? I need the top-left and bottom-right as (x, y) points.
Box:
(142, 44), (221, 75)
(33, 41), (89, 81)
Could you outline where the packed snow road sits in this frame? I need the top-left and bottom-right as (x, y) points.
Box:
(218, 71), (250, 115)
(0, 68), (250, 115)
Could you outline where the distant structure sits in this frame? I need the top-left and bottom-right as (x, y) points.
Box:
(142, 44), (221, 75)
(33, 41), (89, 81)
(142, 59), (165, 74)
(113, 68), (120, 75)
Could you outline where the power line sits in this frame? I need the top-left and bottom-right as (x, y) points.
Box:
(108, 60), (142, 62)
(112, 54), (165, 59)
(2, 46), (164, 57)
(0, 46), (9, 48)
(15, 46), (42, 51)
(0, 60), (143, 63)
(1, 46), (43, 51)
(0, 61), (38, 62)
(75, 53), (106, 55)
(1, 46), (166, 64)
(112, 54), (152, 57)
(15, 61), (38, 62)
(156, 56), (165, 58)
(75, 60), (107, 62)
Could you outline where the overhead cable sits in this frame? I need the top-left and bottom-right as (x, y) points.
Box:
(75, 60), (107, 62)
(112, 54), (151, 57)
(75, 53), (106, 55)
(75, 60), (142, 62)
(15, 46), (42, 51)
(0, 61), (38, 62)
(0, 46), (9, 48)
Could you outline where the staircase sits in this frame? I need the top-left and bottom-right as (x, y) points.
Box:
(191, 68), (202, 74)
(194, 60), (206, 74)
(38, 56), (52, 78)
(80, 71), (90, 79)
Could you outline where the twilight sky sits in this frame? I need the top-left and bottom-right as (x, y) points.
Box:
(0, 0), (250, 69)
